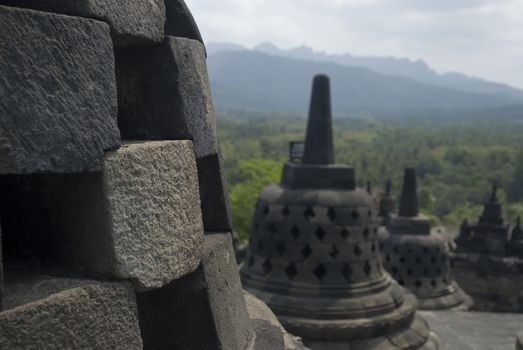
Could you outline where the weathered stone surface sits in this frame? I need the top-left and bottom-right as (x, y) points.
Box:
(0, 274), (142, 349)
(164, 0), (204, 46)
(517, 331), (523, 350)
(0, 5), (120, 174)
(0, 223), (3, 311)
(0, 0), (165, 46)
(47, 141), (203, 291)
(253, 319), (285, 350)
(451, 253), (523, 312)
(116, 36), (218, 159)
(245, 292), (308, 350)
(197, 153), (233, 231)
(420, 310), (523, 350)
(137, 233), (254, 350)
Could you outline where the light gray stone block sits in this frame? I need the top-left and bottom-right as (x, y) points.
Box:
(245, 292), (309, 350)
(253, 319), (285, 350)
(0, 5), (120, 174)
(137, 233), (255, 350)
(0, 275), (142, 349)
(0, 0), (165, 46)
(116, 36), (218, 159)
(48, 141), (204, 291)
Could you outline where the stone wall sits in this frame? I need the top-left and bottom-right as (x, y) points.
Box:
(0, 2), (298, 348)
(451, 253), (523, 313)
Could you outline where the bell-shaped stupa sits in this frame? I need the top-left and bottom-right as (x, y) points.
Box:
(379, 167), (472, 310)
(241, 75), (439, 349)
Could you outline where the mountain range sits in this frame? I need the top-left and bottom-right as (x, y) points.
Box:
(206, 42), (523, 118)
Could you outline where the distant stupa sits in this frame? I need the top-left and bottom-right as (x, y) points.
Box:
(456, 185), (510, 256)
(378, 179), (396, 225)
(241, 75), (439, 349)
(507, 216), (523, 257)
(379, 167), (472, 310)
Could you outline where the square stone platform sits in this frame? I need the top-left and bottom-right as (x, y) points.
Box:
(420, 310), (523, 350)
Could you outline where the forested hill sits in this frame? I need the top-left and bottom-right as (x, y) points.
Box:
(207, 49), (523, 118)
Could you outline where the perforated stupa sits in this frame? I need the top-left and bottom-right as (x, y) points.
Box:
(241, 75), (440, 349)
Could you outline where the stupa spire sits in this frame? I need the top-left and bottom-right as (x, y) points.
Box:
(490, 185), (498, 202)
(399, 167), (419, 217)
(385, 179), (392, 195)
(512, 216), (523, 242)
(302, 74), (334, 165)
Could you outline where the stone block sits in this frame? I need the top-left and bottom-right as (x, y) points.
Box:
(0, 274), (142, 349)
(0, 0), (165, 46)
(197, 153), (233, 231)
(116, 36), (218, 159)
(0, 224), (3, 311)
(137, 233), (254, 350)
(0, 5), (120, 174)
(517, 331), (523, 350)
(281, 163), (356, 190)
(46, 141), (203, 291)
(253, 319), (285, 350)
(245, 292), (308, 350)
(164, 0), (204, 47)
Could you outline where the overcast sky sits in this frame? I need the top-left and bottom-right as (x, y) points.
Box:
(188, 0), (523, 89)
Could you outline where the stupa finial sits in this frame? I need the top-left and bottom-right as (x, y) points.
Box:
(490, 184), (498, 202)
(399, 167), (419, 217)
(302, 74), (334, 165)
(512, 216), (523, 242)
(385, 179), (392, 196)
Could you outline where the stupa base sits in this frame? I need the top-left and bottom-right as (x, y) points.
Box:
(302, 315), (440, 350)
(417, 282), (473, 311)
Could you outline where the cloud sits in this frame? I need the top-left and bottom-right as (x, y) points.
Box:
(187, 0), (523, 89)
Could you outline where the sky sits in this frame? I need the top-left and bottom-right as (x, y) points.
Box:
(188, 0), (523, 89)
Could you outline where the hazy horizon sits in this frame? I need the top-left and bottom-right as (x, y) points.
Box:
(188, 0), (523, 90)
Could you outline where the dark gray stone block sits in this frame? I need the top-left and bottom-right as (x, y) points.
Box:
(0, 5), (120, 174)
(281, 163), (356, 190)
(0, 223), (3, 311)
(0, 274), (142, 349)
(115, 36), (218, 159)
(164, 0), (204, 46)
(0, 0), (165, 46)
(197, 153), (233, 231)
(137, 233), (255, 350)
